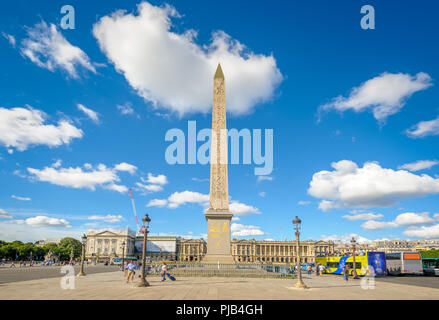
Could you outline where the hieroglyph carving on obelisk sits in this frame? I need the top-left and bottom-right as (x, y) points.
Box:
(209, 63), (229, 212)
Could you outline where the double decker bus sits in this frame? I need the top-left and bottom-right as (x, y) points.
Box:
(385, 252), (423, 276)
(316, 252), (386, 277)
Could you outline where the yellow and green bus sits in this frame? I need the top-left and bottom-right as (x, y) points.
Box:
(316, 252), (387, 277)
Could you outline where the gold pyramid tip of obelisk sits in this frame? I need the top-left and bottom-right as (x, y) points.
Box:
(214, 63), (224, 79)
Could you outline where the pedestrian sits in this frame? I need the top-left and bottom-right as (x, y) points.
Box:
(307, 264), (312, 275)
(160, 262), (168, 281)
(343, 264), (349, 281)
(319, 264), (325, 276)
(315, 263), (320, 276)
(126, 261), (136, 283)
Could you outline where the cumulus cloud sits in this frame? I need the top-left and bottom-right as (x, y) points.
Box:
(11, 195), (31, 201)
(92, 2), (282, 116)
(0, 209), (12, 219)
(146, 199), (168, 207)
(406, 116), (439, 138)
(114, 162), (137, 174)
(404, 224), (439, 239)
(318, 72), (432, 122)
(27, 163), (132, 193)
(231, 223), (265, 237)
(229, 201), (260, 216)
(77, 104), (100, 123)
(362, 212), (435, 230)
(88, 215), (123, 223)
(398, 160), (438, 172)
(320, 233), (372, 244)
(308, 160), (439, 211)
(136, 182), (163, 193)
(144, 173), (168, 185)
(146, 190), (260, 216)
(17, 215), (71, 228)
(20, 21), (96, 78)
(0, 107), (83, 151)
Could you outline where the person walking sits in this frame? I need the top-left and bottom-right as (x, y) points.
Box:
(307, 264), (312, 275)
(315, 263), (320, 276)
(343, 264), (349, 281)
(160, 262), (168, 281)
(126, 261), (136, 283)
(319, 264), (325, 276)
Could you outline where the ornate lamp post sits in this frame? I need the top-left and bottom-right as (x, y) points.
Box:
(121, 241), (126, 271)
(137, 213), (151, 287)
(350, 237), (359, 279)
(293, 216), (307, 289)
(78, 234), (87, 276)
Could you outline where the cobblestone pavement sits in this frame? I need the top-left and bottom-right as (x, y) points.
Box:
(1, 271), (439, 300)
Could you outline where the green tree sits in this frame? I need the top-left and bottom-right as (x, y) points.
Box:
(59, 237), (82, 259)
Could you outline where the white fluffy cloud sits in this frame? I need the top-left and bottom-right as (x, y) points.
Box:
(17, 215), (71, 228)
(77, 104), (100, 123)
(406, 116), (439, 138)
(114, 162), (138, 175)
(27, 163), (133, 193)
(404, 224), (439, 239)
(229, 201), (260, 216)
(136, 182), (163, 193)
(20, 21), (96, 78)
(319, 72), (432, 122)
(92, 2), (282, 115)
(398, 160), (438, 172)
(144, 173), (168, 185)
(0, 209), (12, 219)
(362, 212), (435, 230)
(11, 195), (31, 201)
(231, 223), (265, 237)
(308, 160), (439, 211)
(88, 215), (123, 223)
(146, 190), (260, 216)
(146, 199), (168, 208)
(0, 107), (83, 151)
(320, 233), (372, 244)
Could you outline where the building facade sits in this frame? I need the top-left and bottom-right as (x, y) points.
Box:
(85, 229), (136, 262)
(372, 240), (439, 253)
(85, 229), (334, 264)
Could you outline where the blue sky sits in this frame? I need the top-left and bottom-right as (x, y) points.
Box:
(1, 0), (439, 243)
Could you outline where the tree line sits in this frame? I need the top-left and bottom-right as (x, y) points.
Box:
(0, 237), (82, 261)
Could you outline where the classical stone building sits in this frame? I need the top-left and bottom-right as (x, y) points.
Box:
(372, 239), (439, 253)
(85, 228), (136, 261)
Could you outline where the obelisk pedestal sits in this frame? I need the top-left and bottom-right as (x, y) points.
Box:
(203, 63), (235, 264)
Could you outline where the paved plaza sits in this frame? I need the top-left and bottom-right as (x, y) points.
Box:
(1, 270), (438, 300)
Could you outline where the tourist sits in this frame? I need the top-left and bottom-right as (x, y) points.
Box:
(126, 261), (136, 283)
(315, 263), (319, 276)
(319, 264), (325, 276)
(343, 264), (349, 281)
(307, 264), (312, 275)
(160, 262), (168, 281)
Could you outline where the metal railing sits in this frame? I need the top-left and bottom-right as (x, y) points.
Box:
(145, 262), (297, 278)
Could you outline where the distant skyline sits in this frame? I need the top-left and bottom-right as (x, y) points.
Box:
(1, 0), (439, 243)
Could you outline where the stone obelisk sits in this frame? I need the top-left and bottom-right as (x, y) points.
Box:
(203, 63), (235, 264)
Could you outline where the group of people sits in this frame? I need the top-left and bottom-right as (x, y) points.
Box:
(122, 261), (175, 283)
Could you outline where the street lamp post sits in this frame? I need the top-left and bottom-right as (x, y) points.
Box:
(351, 237), (359, 279)
(293, 216), (307, 289)
(70, 247), (74, 264)
(121, 241), (126, 271)
(78, 234), (87, 276)
(137, 213), (151, 287)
